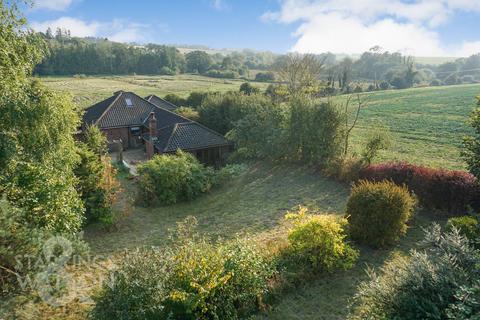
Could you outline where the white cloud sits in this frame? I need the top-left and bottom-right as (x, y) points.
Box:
(263, 0), (480, 56)
(33, 0), (76, 11)
(109, 22), (151, 43)
(455, 41), (480, 57)
(30, 17), (155, 43)
(31, 17), (101, 37)
(211, 0), (228, 11)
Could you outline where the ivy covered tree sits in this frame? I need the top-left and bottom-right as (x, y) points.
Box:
(463, 96), (480, 179)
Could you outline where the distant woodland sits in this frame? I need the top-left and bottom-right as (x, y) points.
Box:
(35, 28), (480, 91)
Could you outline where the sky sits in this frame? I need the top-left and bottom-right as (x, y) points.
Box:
(24, 0), (480, 57)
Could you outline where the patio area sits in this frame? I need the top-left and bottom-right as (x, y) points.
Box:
(109, 148), (147, 176)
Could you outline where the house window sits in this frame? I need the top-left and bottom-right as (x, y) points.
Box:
(125, 98), (133, 107)
(130, 127), (141, 135)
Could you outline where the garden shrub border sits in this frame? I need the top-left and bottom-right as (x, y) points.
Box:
(359, 162), (480, 214)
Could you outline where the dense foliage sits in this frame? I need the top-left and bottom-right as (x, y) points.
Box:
(33, 28), (480, 91)
(463, 96), (480, 179)
(92, 217), (275, 320)
(173, 106), (200, 121)
(36, 32), (185, 75)
(239, 82), (260, 95)
(74, 127), (120, 226)
(255, 71), (275, 82)
(279, 207), (358, 277)
(226, 100), (288, 160)
(347, 180), (417, 247)
(0, 1), (83, 233)
(0, 195), (88, 295)
(163, 91), (208, 109)
(137, 151), (215, 206)
(288, 98), (345, 164)
(198, 92), (275, 134)
(34, 31), (274, 78)
(359, 162), (480, 213)
(351, 225), (480, 320)
(446, 215), (479, 244)
(0, 197), (49, 293)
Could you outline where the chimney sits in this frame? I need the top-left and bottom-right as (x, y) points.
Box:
(149, 112), (157, 137)
(146, 112), (157, 159)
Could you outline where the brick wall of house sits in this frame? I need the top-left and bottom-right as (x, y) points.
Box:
(102, 127), (130, 149)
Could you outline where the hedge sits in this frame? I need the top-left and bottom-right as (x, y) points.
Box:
(359, 162), (480, 214)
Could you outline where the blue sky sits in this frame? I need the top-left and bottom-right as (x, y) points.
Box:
(26, 0), (480, 57)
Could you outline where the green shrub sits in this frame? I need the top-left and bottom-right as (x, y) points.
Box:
(446, 215), (479, 242)
(0, 196), (48, 293)
(160, 66), (175, 75)
(173, 107), (200, 121)
(137, 151), (215, 206)
(288, 97), (345, 165)
(347, 180), (417, 247)
(0, 195), (88, 294)
(92, 217), (275, 320)
(186, 92), (207, 108)
(463, 96), (480, 180)
(214, 164), (248, 185)
(198, 92), (274, 135)
(351, 224), (480, 320)
(361, 125), (391, 165)
(163, 93), (187, 107)
(445, 281), (480, 319)
(324, 157), (364, 182)
(255, 72), (275, 82)
(279, 207), (358, 276)
(205, 69), (238, 79)
(74, 126), (121, 226)
(75, 145), (120, 226)
(239, 82), (260, 95)
(226, 102), (288, 160)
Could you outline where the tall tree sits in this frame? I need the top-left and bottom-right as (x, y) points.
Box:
(0, 0), (83, 232)
(277, 53), (325, 96)
(404, 57), (418, 88)
(185, 50), (212, 74)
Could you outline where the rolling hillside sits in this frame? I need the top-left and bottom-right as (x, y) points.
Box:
(42, 76), (480, 169)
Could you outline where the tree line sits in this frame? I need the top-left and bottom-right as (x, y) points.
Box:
(34, 29), (480, 92)
(34, 28), (276, 77)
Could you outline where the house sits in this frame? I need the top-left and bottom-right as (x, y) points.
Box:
(81, 91), (232, 165)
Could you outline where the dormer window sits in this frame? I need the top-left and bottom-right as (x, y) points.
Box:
(125, 98), (133, 107)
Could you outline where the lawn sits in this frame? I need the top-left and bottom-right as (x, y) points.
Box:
(85, 163), (349, 255)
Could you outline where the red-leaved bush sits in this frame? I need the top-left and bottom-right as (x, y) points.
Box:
(359, 162), (480, 214)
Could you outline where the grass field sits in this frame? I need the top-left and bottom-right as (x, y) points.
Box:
(41, 75), (480, 170)
(335, 83), (480, 169)
(40, 74), (270, 109)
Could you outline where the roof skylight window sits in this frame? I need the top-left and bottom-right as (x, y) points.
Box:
(125, 98), (133, 107)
